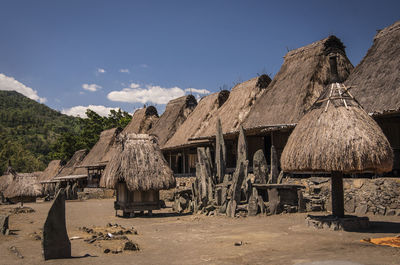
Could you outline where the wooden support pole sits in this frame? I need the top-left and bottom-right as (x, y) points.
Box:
(331, 172), (344, 217)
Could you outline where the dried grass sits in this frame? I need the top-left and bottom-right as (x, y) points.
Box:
(100, 134), (175, 191)
(3, 173), (43, 198)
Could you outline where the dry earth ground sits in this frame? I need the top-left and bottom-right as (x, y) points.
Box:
(0, 199), (399, 265)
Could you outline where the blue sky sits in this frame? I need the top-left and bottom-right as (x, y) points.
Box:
(0, 0), (399, 117)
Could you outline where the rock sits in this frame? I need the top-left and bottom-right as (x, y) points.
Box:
(253, 149), (267, 184)
(42, 189), (71, 260)
(9, 246), (23, 259)
(355, 204), (368, 215)
(124, 241), (140, 251)
(344, 198), (355, 213)
(0, 214), (9, 235)
(104, 248), (110, 253)
(386, 209), (396, 216)
(234, 241), (242, 246)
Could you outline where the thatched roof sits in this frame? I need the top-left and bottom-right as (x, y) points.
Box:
(74, 128), (121, 174)
(122, 106), (159, 135)
(3, 172), (43, 198)
(0, 174), (13, 193)
(38, 160), (62, 181)
(281, 82), (393, 174)
(100, 133), (175, 191)
(163, 90), (230, 150)
(148, 95), (197, 147)
(244, 36), (354, 132)
(56, 149), (87, 177)
(190, 75), (271, 140)
(345, 20), (400, 115)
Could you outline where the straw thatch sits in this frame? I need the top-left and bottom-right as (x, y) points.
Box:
(190, 75), (271, 139)
(0, 174), (13, 194)
(38, 160), (62, 181)
(163, 91), (230, 150)
(148, 95), (197, 147)
(244, 36), (354, 131)
(74, 128), (121, 175)
(55, 149), (87, 178)
(3, 172), (43, 199)
(100, 134), (175, 191)
(345, 20), (400, 115)
(122, 106), (159, 135)
(281, 82), (393, 174)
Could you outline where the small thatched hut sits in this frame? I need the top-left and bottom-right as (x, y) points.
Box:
(100, 133), (175, 216)
(346, 20), (400, 173)
(122, 106), (159, 135)
(3, 172), (43, 205)
(243, 36), (354, 169)
(163, 90), (230, 175)
(149, 95), (197, 147)
(281, 56), (393, 217)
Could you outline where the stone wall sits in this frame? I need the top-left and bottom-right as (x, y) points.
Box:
(77, 188), (115, 200)
(283, 177), (400, 216)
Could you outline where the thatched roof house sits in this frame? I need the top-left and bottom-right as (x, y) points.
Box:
(57, 149), (87, 178)
(281, 82), (393, 174)
(163, 91), (230, 150)
(74, 128), (121, 175)
(101, 133), (175, 191)
(346, 20), (400, 115)
(190, 75), (272, 140)
(345, 21), (400, 172)
(244, 36), (353, 132)
(148, 95), (197, 147)
(3, 172), (43, 203)
(38, 160), (62, 182)
(122, 106), (159, 135)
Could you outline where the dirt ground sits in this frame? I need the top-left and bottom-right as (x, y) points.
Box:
(0, 199), (399, 265)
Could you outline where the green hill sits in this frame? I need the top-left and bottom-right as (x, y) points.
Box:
(0, 90), (132, 175)
(0, 90), (82, 174)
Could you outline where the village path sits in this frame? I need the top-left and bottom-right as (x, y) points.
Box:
(0, 199), (399, 265)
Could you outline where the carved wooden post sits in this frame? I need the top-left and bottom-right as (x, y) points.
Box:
(270, 145), (279, 184)
(331, 172), (344, 217)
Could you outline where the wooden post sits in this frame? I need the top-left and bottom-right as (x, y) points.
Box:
(331, 172), (344, 217)
(183, 150), (186, 174)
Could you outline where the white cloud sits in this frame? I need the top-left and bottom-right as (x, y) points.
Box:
(97, 68), (106, 73)
(119, 69), (130, 73)
(107, 83), (185, 104)
(62, 105), (119, 118)
(0, 73), (46, 103)
(140, 64), (148, 68)
(82, 83), (101, 92)
(185, 88), (210, 94)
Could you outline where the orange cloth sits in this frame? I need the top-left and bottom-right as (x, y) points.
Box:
(361, 236), (400, 248)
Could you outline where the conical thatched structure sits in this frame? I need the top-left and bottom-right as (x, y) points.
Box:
(101, 133), (175, 191)
(281, 82), (393, 174)
(57, 149), (87, 178)
(149, 95), (197, 147)
(122, 106), (159, 135)
(281, 56), (393, 217)
(38, 160), (62, 182)
(3, 172), (43, 204)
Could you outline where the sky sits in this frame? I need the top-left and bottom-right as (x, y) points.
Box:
(0, 0), (399, 117)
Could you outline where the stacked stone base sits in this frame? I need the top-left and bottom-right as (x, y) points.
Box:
(306, 215), (370, 231)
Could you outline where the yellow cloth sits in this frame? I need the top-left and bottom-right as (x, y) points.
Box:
(361, 236), (400, 248)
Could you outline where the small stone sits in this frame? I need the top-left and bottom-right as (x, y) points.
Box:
(124, 241), (140, 251)
(104, 248), (110, 253)
(234, 241), (243, 246)
(386, 210), (396, 216)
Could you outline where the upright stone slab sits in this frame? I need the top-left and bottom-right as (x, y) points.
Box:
(269, 145), (279, 184)
(215, 119), (226, 184)
(42, 188), (71, 260)
(237, 126), (248, 164)
(0, 214), (9, 235)
(253, 149), (267, 184)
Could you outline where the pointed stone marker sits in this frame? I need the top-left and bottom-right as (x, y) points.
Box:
(42, 188), (71, 260)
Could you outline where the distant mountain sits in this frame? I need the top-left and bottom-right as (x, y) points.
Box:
(0, 90), (81, 174)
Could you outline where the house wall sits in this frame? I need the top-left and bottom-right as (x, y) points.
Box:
(375, 115), (400, 171)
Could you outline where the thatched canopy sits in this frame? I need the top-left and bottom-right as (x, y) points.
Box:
(74, 128), (121, 175)
(148, 95), (197, 147)
(244, 36), (354, 132)
(346, 20), (400, 115)
(163, 91), (230, 150)
(281, 82), (393, 174)
(100, 134), (175, 191)
(38, 160), (62, 182)
(3, 172), (43, 199)
(190, 75), (272, 140)
(55, 149), (87, 178)
(122, 106), (159, 135)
